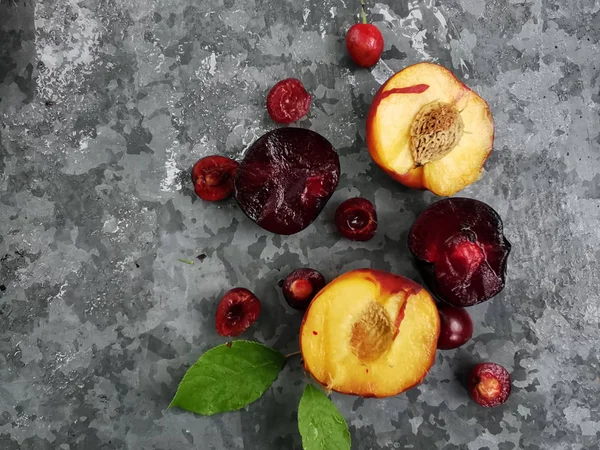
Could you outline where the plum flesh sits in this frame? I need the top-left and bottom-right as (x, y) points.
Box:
(234, 128), (340, 235)
(408, 198), (510, 307)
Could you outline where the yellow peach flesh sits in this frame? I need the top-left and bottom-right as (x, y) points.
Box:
(368, 63), (494, 196)
(300, 269), (440, 398)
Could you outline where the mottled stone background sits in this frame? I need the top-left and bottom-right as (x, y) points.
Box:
(1, 0), (599, 448)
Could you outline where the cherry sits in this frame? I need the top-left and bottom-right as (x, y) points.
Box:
(215, 288), (261, 337)
(191, 155), (239, 201)
(437, 305), (473, 350)
(266, 78), (311, 124)
(335, 197), (377, 241)
(345, 0), (384, 68)
(282, 268), (326, 310)
(468, 363), (511, 407)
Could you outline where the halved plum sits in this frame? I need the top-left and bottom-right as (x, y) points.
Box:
(408, 198), (511, 307)
(234, 128), (340, 235)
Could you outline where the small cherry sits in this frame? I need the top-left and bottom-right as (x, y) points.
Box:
(215, 288), (261, 337)
(437, 305), (474, 350)
(346, 0), (384, 68)
(191, 155), (239, 201)
(468, 363), (511, 407)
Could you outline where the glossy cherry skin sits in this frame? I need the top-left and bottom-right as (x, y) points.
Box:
(346, 23), (384, 68)
(282, 268), (326, 310)
(437, 305), (473, 350)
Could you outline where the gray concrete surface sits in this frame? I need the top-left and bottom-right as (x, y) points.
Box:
(1, 0), (599, 448)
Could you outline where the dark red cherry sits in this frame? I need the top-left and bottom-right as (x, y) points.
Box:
(437, 305), (473, 350)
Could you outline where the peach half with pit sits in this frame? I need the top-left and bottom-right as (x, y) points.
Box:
(300, 269), (440, 398)
(366, 62), (494, 196)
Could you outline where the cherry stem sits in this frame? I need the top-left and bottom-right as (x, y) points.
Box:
(285, 350), (302, 359)
(360, 0), (368, 24)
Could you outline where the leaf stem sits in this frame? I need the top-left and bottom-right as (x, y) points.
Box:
(360, 0), (368, 24)
(178, 258), (195, 265)
(285, 350), (302, 359)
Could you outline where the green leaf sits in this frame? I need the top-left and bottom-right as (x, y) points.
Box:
(298, 384), (351, 450)
(169, 341), (285, 416)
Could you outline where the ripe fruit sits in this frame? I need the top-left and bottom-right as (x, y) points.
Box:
(437, 305), (473, 349)
(266, 78), (311, 124)
(335, 197), (377, 241)
(215, 288), (261, 337)
(191, 156), (239, 201)
(346, 0), (384, 68)
(346, 23), (384, 68)
(282, 268), (326, 310)
(234, 128), (340, 235)
(468, 363), (511, 407)
(408, 198), (511, 307)
(300, 269), (440, 397)
(366, 62), (495, 196)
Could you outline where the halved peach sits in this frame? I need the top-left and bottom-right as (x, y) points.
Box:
(300, 269), (440, 398)
(366, 63), (494, 196)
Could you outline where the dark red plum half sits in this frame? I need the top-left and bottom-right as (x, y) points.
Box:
(234, 128), (340, 235)
(408, 198), (511, 307)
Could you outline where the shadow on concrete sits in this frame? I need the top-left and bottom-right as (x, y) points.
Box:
(0, 0), (36, 106)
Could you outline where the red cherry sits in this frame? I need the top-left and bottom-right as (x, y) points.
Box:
(266, 78), (311, 124)
(346, 23), (384, 68)
(335, 197), (377, 241)
(215, 288), (261, 337)
(191, 156), (239, 201)
(282, 268), (326, 310)
(437, 305), (474, 350)
(468, 363), (511, 407)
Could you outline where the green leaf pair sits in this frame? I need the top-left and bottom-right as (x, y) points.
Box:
(169, 341), (351, 450)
